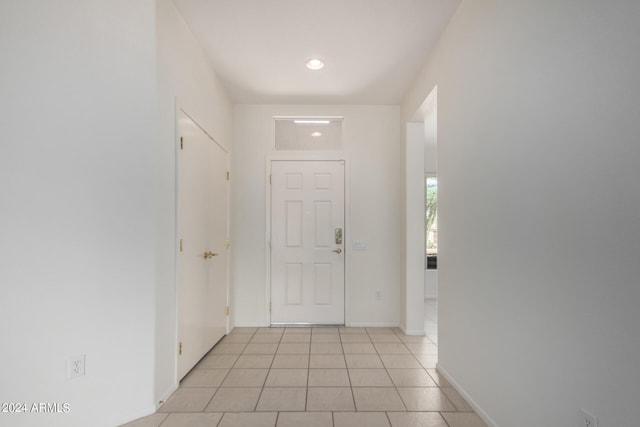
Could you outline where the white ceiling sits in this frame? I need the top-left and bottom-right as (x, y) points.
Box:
(172, 0), (460, 104)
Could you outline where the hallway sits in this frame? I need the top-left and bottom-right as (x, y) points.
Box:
(123, 326), (485, 427)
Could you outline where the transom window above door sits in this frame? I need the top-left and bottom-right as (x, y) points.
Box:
(274, 117), (343, 150)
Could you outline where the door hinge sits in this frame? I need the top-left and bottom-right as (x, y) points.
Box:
(269, 174), (272, 184)
(225, 239), (230, 249)
(180, 136), (183, 150)
(225, 306), (230, 316)
(178, 341), (182, 355)
(269, 302), (272, 313)
(179, 239), (183, 252)
(226, 171), (230, 181)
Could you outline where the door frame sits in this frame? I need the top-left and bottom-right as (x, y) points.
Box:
(265, 152), (351, 326)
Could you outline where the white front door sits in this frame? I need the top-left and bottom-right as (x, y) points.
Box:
(177, 110), (228, 379)
(270, 160), (345, 325)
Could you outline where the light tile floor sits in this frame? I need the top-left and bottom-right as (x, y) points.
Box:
(123, 301), (486, 427)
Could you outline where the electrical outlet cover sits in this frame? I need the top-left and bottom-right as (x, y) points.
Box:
(69, 355), (86, 379)
(580, 409), (597, 427)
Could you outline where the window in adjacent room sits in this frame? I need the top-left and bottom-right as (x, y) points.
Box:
(425, 175), (438, 269)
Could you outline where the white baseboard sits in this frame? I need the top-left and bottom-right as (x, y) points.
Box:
(232, 323), (270, 328)
(232, 322), (400, 329)
(156, 383), (179, 409)
(436, 363), (500, 427)
(112, 382), (178, 426)
(347, 322), (398, 328)
(400, 326), (426, 336)
(112, 404), (160, 427)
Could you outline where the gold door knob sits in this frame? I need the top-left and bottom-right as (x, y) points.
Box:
(332, 248), (342, 254)
(203, 251), (219, 259)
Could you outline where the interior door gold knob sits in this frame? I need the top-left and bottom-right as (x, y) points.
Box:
(332, 248), (342, 254)
(203, 251), (219, 259)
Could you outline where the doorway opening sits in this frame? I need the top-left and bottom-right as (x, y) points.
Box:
(405, 85), (438, 339)
(424, 175), (438, 339)
(422, 87), (438, 341)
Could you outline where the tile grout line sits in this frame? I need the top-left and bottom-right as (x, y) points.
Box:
(379, 328), (409, 413)
(391, 328), (410, 412)
(252, 328), (282, 411)
(305, 328), (311, 411)
(203, 332), (253, 413)
(339, 330), (357, 412)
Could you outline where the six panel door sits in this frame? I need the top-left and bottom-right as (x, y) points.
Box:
(270, 160), (345, 325)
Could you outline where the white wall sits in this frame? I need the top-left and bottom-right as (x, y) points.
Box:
(404, 123), (425, 333)
(232, 105), (401, 327)
(424, 146), (437, 175)
(0, 2), (157, 426)
(155, 0), (233, 408)
(423, 111), (437, 175)
(0, 2), (233, 425)
(155, 0), (234, 406)
(402, 1), (640, 426)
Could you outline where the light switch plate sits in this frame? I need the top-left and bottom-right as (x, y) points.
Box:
(352, 240), (367, 250)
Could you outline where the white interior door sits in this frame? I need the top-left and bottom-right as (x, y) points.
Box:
(271, 160), (345, 325)
(177, 111), (228, 379)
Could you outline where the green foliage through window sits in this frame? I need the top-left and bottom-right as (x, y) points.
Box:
(426, 176), (438, 268)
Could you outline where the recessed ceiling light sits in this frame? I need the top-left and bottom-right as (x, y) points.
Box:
(311, 132), (322, 137)
(306, 58), (325, 70)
